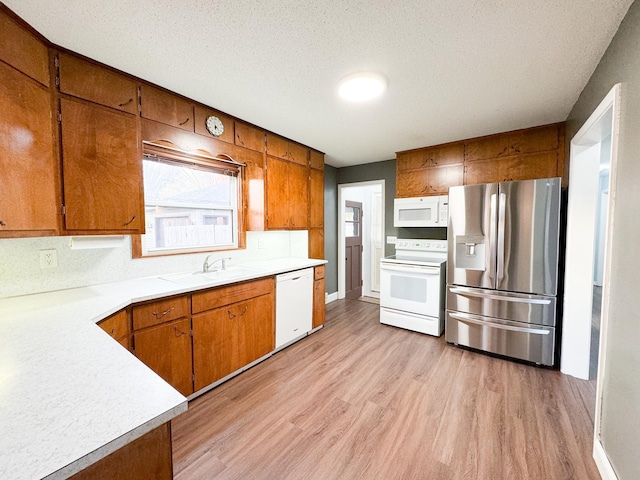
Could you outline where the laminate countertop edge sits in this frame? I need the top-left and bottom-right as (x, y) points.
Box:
(0, 257), (327, 480)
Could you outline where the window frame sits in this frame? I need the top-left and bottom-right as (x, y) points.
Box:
(132, 141), (245, 258)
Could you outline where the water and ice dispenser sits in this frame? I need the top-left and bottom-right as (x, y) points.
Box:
(454, 235), (486, 270)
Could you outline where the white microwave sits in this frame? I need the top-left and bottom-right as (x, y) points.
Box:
(394, 195), (448, 227)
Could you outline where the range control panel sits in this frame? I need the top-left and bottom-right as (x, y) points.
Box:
(395, 239), (447, 252)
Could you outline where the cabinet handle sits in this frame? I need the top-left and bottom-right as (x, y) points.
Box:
(110, 328), (116, 337)
(227, 305), (248, 319)
(179, 117), (190, 126)
(118, 98), (134, 107)
(0, 220), (5, 227)
(238, 305), (248, 317)
(152, 307), (174, 319)
(173, 325), (187, 337)
(123, 215), (136, 227)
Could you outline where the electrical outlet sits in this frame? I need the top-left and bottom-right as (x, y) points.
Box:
(39, 249), (58, 269)
(258, 238), (266, 249)
(387, 236), (397, 244)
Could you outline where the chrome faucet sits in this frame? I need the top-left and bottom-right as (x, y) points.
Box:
(203, 255), (232, 273)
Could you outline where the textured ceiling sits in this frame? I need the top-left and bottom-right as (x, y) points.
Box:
(4, 0), (633, 167)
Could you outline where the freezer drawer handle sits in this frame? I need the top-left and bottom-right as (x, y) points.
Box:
(449, 287), (551, 305)
(449, 312), (551, 335)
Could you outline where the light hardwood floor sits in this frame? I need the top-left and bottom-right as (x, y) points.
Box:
(172, 299), (599, 480)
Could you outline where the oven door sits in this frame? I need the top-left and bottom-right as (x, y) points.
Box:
(380, 262), (442, 317)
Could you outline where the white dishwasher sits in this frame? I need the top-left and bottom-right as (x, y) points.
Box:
(275, 268), (313, 349)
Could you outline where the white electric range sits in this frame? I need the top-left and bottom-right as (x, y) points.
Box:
(379, 239), (447, 336)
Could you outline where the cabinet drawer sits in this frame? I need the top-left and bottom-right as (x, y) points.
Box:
(133, 296), (189, 330)
(192, 277), (274, 313)
(98, 310), (129, 340)
(314, 265), (325, 280)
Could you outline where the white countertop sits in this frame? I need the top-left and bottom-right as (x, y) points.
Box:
(0, 257), (325, 480)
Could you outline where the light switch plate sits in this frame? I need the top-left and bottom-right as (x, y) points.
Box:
(39, 249), (58, 269)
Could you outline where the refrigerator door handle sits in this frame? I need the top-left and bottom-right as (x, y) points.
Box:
(489, 193), (497, 274)
(449, 287), (552, 305)
(448, 312), (551, 335)
(497, 192), (507, 282)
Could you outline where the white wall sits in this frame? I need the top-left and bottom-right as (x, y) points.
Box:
(0, 231), (308, 298)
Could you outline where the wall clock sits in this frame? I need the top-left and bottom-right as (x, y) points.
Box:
(205, 115), (224, 137)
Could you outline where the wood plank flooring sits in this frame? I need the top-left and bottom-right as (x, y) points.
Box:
(172, 299), (599, 480)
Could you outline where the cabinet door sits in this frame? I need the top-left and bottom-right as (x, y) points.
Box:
(237, 294), (274, 367)
(464, 152), (558, 185)
(265, 156), (290, 229)
(134, 318), (193, 396)
(509, 124), (559, 155)
(288, 162), (309, 228)
(313, 277), (326, 328)
(309, 150), (324, 170)
(309, 168), (324, 228)
(0, 61), (57, 236)
(98, 310), (129, 345)
(242, 147), (265, 231)
(396, 164), (464, 197)
(0, 9), (49, 86)
(266, 133), (289, 159)
(140, 84), (193, 131)
(235, 122), (265, 152)
(192, 307), (237, 390)
(397, 143), (464, 171)
(58, 52), (138, 114)
(309, 228), (324, 260)
(466, 134), (510, 162)
(60, 98), (143, 232)
(286, 142), (308, 166)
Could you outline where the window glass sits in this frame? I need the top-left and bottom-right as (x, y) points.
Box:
(141, 158), (238, 255)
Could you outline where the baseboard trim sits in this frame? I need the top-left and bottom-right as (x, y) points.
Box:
(325, 292), (338, 304)
(594, 437), (618, 480)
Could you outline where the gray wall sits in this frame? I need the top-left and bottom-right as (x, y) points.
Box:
(323, 165), (338, 294)
(565, 2), (640, 477)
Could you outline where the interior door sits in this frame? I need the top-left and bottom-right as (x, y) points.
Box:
(345, 201), (363, 299)
(497, 178), (561, 295)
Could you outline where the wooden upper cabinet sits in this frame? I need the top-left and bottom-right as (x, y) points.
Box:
(266, 133), (308, 166)
(0, 60), (57, 237)
(508, 124), (560, 155)
(60, 98), (143, 233)
(309, 150), (324, 170)
(140, 84), (194, 131)
(265, 156), (309, 229)
(396, 164), (464, 197)
(309, 228), (324, 260)
(57, 52), (138, 114)
(194, 105), (235, 144)
(309, 168), (324, 228)
(466, 134), (510, 162)
(465, 152), (558, 185)
(240, 147), (265, 232)
(0, 8), (49, 86)
(397, 143), (464, 171)
(235, 122), (265, 152)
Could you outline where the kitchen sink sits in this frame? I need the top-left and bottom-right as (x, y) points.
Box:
(160, 266), (263, 286)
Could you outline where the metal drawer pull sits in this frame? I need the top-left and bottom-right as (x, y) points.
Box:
(0, 220), (6, 226)
(123, 215), (136, 227)
(449, 312), (551, 335)
(152, 307), (174, 319)
(228, 305), (248, 319)
(118, 98), (133, 107)
(179, 117), (190, 126)
(173, 325), (187, 337)
(449, 288), (551, 305)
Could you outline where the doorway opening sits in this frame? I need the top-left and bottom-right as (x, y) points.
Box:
(338, 181), (385, 301)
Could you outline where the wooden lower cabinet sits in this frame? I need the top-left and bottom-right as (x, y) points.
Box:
(98, 310), (130, 351)
(68, 423), (172, 480)
(192, 293), (274, 390)
(133, 318), (193, 397)
(313, 266), (326, 328)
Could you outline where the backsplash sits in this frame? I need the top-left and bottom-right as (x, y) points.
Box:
(0, 231), (308, 299)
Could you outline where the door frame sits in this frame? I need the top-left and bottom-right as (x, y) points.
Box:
(560, 84), (620, 479)
(337, 180), (385, 300)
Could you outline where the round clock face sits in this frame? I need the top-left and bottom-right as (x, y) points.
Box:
(205, 115), (224, 137)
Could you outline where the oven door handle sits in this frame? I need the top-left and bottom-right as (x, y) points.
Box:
(380, 263), (441, 275)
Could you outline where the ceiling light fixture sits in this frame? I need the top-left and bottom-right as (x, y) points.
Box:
(338, 72), (388, 102)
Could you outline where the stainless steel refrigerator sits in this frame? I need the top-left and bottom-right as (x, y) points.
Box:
(446, 177), (561, 366)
